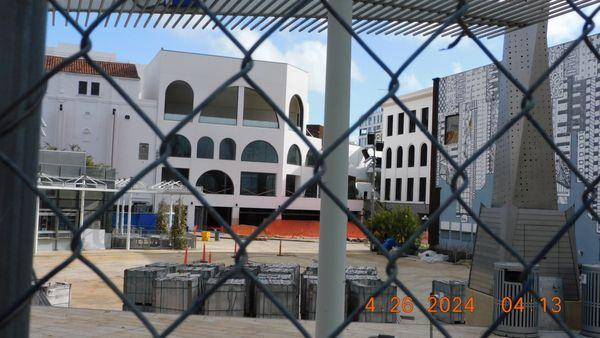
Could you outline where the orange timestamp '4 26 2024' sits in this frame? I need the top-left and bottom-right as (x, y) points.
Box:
(364, 296), (475, 314)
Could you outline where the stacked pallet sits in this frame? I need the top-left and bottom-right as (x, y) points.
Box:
(145, 262), (179, 273)
(153, 273), (201, 314)
(204, 278), (247, 317)
(254, 264), (300, 319)
(123, 266), (169, 312)
(347, 278), (398, 323)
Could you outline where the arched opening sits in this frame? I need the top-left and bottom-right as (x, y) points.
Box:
(408, 145), (415, 167)
(385, 148), (392, 169)
(159, 134), (191, 158)
(243, 87), (279, 128)
(305, 148), (319, 167)
(287, 145), (302, 165)
(396, 146), (403, 168)
(197, 137), (214, 159)
(289, 95), (304, 130)
(196, 170), (234, 195)
(164, 80), (193, 121)
(199, 86), (238, 125)
(219, 138), (236, 160)
(420, 143), (428, 167)
(241, 140), (278, 163)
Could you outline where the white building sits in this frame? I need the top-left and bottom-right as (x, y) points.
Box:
(41, 46), (364, 229)
(380, 88), (433, 216)
(357, 107), (383, 146)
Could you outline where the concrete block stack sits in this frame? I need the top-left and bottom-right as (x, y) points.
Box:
(347, 278), (398, 323)
(204, 278), (247, 317)
(254, 264), (300, 319)
(123, 266), (169, 312)
(153, 273), (201, 314)
(145, 262), (179, 273)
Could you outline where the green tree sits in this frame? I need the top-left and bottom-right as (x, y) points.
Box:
(366, 207), (421, 248)
(155, 201), (169, 234)
(170, 198), (188, 250)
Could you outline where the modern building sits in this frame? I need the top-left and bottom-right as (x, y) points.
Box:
(357, 107), (383, 146)
(379, 88), (434, 217)
(435, 34), (600, 264)
(41, 45), (365, 232)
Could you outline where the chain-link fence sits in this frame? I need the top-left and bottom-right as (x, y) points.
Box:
(1, 0), (600, 337)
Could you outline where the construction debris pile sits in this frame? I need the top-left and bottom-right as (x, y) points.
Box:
(122, 262), (397, 323)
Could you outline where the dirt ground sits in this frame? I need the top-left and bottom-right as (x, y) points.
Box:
(33, 238), (470, 323)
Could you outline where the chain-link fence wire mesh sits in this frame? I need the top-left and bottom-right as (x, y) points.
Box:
(0, 0), (599, 337)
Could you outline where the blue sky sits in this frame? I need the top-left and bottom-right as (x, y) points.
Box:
(45, 10), (599, 138)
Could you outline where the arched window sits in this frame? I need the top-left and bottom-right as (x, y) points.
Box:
(305, 148), (318, 167)
(420, 143), (428, 167)
(164, 80), (193, 121)
(197, 137), (214, 159)
(243, 87), (279, 128)
(219, 138), (236, 160)
(160, 134), (191, 158)
(408, 145), (415, 167)
(287, 145), (302, 165)
(396, 146), (403, 168)
(241, 140), (278, 163)
(289, 95), (303, 130)
(385, 148), (392, 169)
(196, 170), (234, 195)
(199, 86), (238, 125)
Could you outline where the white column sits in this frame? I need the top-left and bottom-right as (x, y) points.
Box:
(315, 1), (352, 337)
(120, 198), (126, 235)
(34, 196), (39, 255)
(126, 193), (132, 250)
(79, 190), (85, 228)
(168, 195), (173, 229)
(116, 198), (121, 234)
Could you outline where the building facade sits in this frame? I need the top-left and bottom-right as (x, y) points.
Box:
(380, 88), (433, 216)
(436, 35), (600, 264)
(41, 46), (364, 231)
(358, 107), (383, 146)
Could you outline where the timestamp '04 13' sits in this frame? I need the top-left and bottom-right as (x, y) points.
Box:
(364, 296), (475, 314)
(499, 296), (562, 313)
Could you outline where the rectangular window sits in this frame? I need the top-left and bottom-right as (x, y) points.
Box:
(409, 110), (416, 133)
(91, 82), (100, 96)
(395, 178), (402, 201)
(386, 115), (393, 136)
(419, 177), (427, 202)
(161, 167), (189, 182)
(444, 114), (459, 144)
(407, 178), (414, 202)
(78, 81), (87, 95)
(241, 172), (276, 196)
(421, 107), (429, 130)
(138, 143), (149, 160)
(384, 178), (391, 201)
(398, 113), (404, 135)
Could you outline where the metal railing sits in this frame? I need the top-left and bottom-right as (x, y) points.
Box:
(0, 0), (599, 337)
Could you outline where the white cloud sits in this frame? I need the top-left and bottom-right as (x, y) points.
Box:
(547, 8), (600, 45)
(399, 73), (422, 92)
(452, 62), (463, 73)
(175, 29), (364, 94)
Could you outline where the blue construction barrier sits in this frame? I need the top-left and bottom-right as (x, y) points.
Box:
(111, 213), (157, 231)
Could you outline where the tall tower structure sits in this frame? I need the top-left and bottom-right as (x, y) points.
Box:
(468, 20), (580, 303)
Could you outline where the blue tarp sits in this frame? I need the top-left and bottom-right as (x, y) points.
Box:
(111, 213), (157, 231)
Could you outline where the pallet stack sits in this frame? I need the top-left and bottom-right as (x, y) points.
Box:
(204, 278), (247, 317)
(153, 273), (201, 314)
(254, 264), (300, 319)
(123, 266), (169, 312)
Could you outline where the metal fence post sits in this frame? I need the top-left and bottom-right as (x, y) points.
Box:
(0, 1), (47, 337)
(315, 0), (352, 336)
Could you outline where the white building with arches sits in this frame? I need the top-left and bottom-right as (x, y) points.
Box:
(380, 87), (433, 216)
(41, 46), (364, 229)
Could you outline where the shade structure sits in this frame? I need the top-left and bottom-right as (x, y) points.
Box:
(49, 0), (599, 38)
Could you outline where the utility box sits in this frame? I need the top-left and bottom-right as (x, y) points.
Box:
(431, 280), (466, 324)
(581, 264), (600, 338)
(493, 262), (539, 338)
(41, 282), (71, 307)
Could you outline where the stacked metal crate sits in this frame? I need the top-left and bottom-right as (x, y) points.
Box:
(254, 264), (300, 319)
(145, 262), (179, 273)
(177, 263), (222, 314)
(153, 273), (201, 314)
(123, 266), (169, 312)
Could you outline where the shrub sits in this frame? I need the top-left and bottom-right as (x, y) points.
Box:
(170, 198), (188, 250)
(366, 207), (421, 248)
(155, 201), (169, 234)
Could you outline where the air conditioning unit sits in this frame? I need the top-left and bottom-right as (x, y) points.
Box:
(493, 262), (539, 338)
(581, 264), (600, 338)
